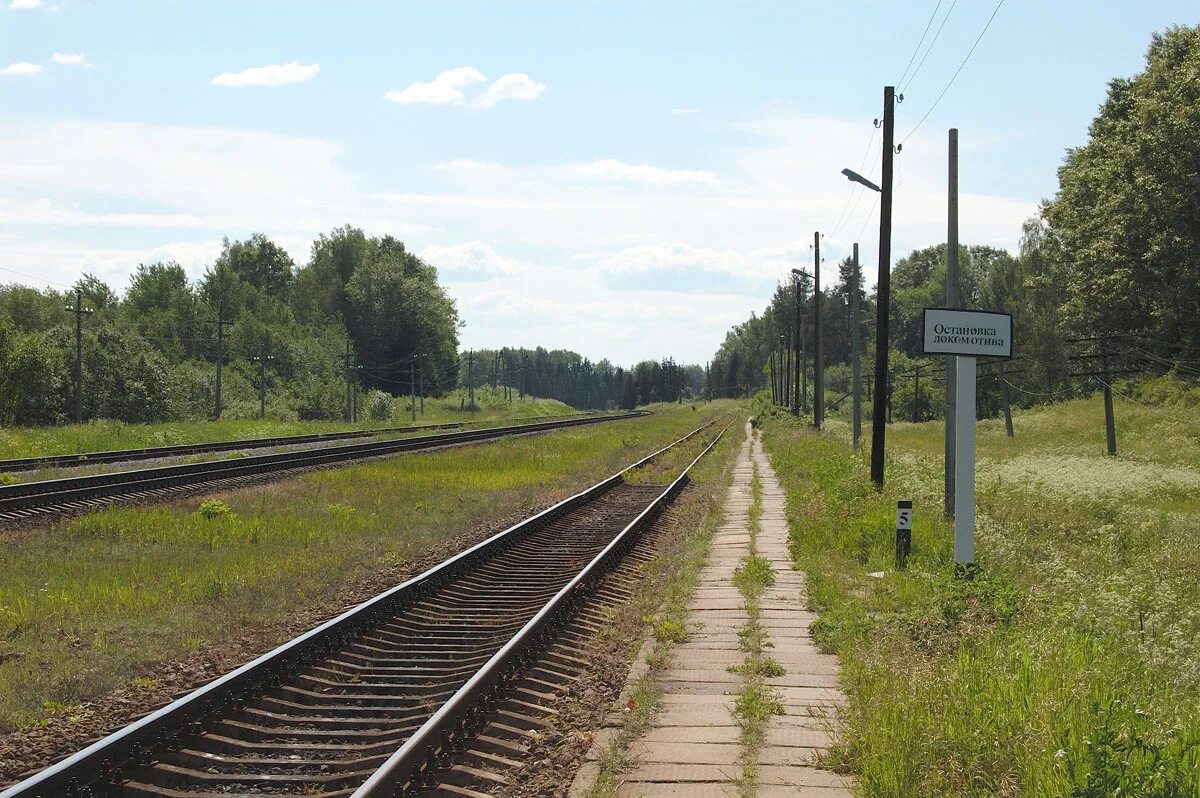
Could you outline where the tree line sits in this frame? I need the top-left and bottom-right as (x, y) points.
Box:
(709, 25), (1200, 419)
(0, 224), (710, 426)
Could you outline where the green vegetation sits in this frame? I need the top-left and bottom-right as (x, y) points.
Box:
(710, 26), (1200, 407)
(759, 393), (1200, 796)
(0, 406), (726, 730)
(0, 388), (576, 461)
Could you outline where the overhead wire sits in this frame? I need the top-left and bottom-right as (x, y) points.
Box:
(897, 0), (958, 94)
(899, 0), (1006, 145)
(896, 0), (945, 89)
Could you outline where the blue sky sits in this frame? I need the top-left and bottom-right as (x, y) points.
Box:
(1, 1), (1195, 365)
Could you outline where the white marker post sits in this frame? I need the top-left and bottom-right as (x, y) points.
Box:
(921, 308), (1013, 565)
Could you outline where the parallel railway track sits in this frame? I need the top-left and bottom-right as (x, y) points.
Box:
(0, 413), (596, 473)
(0, 420), (726, 797)
(0, 413), (641, 525)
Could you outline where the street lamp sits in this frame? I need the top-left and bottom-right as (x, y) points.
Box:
(841, 168), (882, 194)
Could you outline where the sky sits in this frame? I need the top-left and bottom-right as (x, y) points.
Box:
(0, 1), (1195, 366)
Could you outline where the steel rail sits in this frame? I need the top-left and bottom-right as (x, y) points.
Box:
(0, 412), (597, 472)
(0, 413), (643, 519)
(353, 422), (730, 796)
(0, 418), (719, 797)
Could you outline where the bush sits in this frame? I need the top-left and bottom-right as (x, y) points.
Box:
(363, 389), (394, 421)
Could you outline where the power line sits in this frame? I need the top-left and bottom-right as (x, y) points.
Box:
(900, 0), (1006, 145)
(0, 265), (74, 290)
(897, 0), (959, 94)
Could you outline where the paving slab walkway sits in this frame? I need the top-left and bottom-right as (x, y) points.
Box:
(616, 422), (853, 798)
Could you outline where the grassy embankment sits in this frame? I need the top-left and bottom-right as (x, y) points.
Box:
(0, 402), (729, 731)
(0, 387), (576, 463)
(758, 392), (1200, 796)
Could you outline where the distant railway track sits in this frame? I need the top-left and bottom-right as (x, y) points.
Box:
(0, 413), (643, 525)
(0, 413), (593, 473)
(0, 419), (727, 797)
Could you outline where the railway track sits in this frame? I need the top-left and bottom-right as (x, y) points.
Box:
(0, 413), (596, 473)
(0, 419), (727, 798)
(0, 413), (640, 525)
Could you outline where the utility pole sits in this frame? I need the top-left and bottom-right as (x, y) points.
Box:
(66, 289), (93, 425)
(913, 365), (921, 423)
(209, 304), (233, 421)
(769, 347), (778, 404)
(813, 231), (823, 429)
(343, 342), (354, 422)
(792, 279), (801, 416)
(870, 85), (896, 489)
(519, 354), (526, 399)
(1101, 337), (1117, 456)
(945, 127), (960, 517)
(251, 344), (274, 420)
(468, 350), (475, 411)
(410, 360), (417, 422)
(851, 243), (863, 450)
(419, 352), (425, 415)
(998, 363), (1014, 437)
(783, 333), (792, 408)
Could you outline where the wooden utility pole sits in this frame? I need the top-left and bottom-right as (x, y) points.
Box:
(410, 361), (417, 422)
(66, 289), (92, 425)
(419, 353), (425, 415)
(210, 304), (233, 420)
(468, 351), (476, 411)
(998, 362), (1014, 437)
(769, 348), (778, 404)
(913, 365), (921, 423)
(851, 243), (862, 449)
(945, 127), (961, 517)
(251, 344), (274, 420)
(783, 333), (792, 408)
(1101, 338), (1117, 455)
(870, 85), (896, 488)
(344, 342), (354, 422)
(813, 231), (823, 429)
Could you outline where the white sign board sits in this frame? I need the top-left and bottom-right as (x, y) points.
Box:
(921, 308), (1012, 359)
(896, 501), (912, 530)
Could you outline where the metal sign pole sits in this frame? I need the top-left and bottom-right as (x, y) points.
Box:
(954, 355), (976, 564)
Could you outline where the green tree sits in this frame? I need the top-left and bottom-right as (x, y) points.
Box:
(1042, 25), (1200, 352)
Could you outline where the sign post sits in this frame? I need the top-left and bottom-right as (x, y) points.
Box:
(921, 308), (1013, 565)
(895, 500), (913, 569)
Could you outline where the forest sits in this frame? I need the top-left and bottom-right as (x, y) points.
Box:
(0, 226), (703, 426)
(708, 25), (1200, 418)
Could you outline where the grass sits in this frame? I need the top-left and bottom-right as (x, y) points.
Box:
(578, 419), (740, 798)
(758, 389), (1200, 796)
(0, 387), (577, 461)
(0, 402), (736, 731)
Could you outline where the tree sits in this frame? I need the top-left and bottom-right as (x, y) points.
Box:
(216, 233), (295, 295)
(1042, 25), (1200, 353)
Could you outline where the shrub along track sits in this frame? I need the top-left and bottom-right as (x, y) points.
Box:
(0, 414), (639, 527)
(1, 420), (728, 798)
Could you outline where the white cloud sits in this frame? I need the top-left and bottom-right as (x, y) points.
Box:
(568, 159), (720, 187)
(9, 0), (41, 8)
(211, 62), (319, 88)
(420, 241), (525, 276)
(51, 52), (90, 66)
(473, 73), (547, 109)
(384, 67), (486, 105)
(596, 242), (808, 283)
(1, 62), (41, 77)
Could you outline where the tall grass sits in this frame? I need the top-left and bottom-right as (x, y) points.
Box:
(760, 392), (1200, 796)
(0, 388), (576, 461)
(0, 403), (732, 730)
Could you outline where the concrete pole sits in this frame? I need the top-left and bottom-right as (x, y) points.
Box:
(813, 231), (823, 429)
(954, 355), (976, 564)
(945, 127), (960, 518)
(851, 243), (862, 450)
